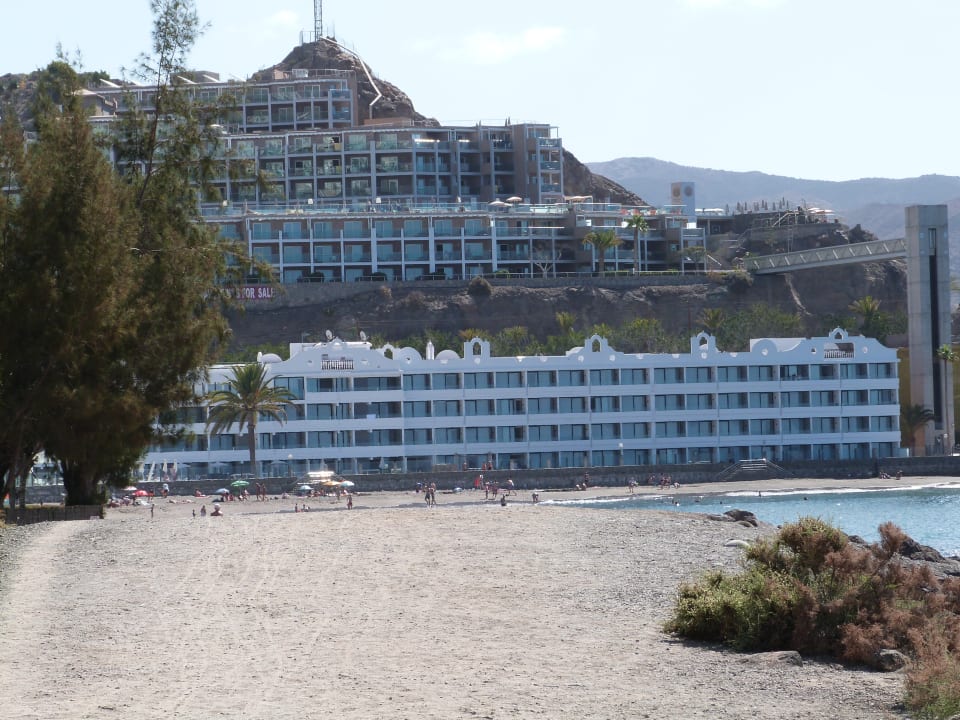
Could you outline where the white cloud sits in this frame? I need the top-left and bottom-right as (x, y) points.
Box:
(441, 26), (566, 66)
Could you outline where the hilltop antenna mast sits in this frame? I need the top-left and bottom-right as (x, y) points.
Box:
(314, 0), (323, 40)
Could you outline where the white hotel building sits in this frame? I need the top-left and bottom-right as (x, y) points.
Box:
(145, 329), (901, 477)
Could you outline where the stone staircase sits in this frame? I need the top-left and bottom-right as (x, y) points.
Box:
(715, 458), (794, 482)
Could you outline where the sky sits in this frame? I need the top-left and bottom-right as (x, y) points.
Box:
(3, 0), (958, 182)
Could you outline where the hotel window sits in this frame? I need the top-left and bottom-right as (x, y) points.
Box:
(252, 222), (273, 240)
(621, 422), (649, 439)
(811, 390), (838, 407)
(654, 367), (683, 384)
(273, 376), (304, 400)
(433, 373), (461, 389)
(528, 425), (558, 442)
(869, 389), (897, 405)
(590, 396), (620, 413)
(620, 395), (649, 412)
(496, 371), (524, 389)
(307, 377), (350, 393)
(781, 391), (810, 408)
(687, 420), (714, 437)
(307, 403), (336, 420)
(558, 397), (587, 413)
(871, 415), (898, 432)
(590, 423), (620, 439)
(403, 374), (431, 391)
(749, 419), (778, 435)
(558, 424), (588, 441)
(308, 431), (348, 448)
(748, 365), (776, 382)
(496, 426), (525, 443)
(717, 366), (748, 382)
(404, 428), (432, 445)
(780, 364), (810, 381)
(812, 417), (838, 433)
(718, 419), (749, 436)
(839, 363), (869, 380)
(589, 369), (618, 386)
(375, 220), (394, 238)
(527, 370), (556, 387)
(464, 372), (494, 389)
(343, 221), (365, 239)
(404, 219), (425, 237)
(434, 219), (454, 236)
(354, 429), (402, 447)
(282, 403), (305, 422)
(686, 367), (712, 383)
(433, 400), (461, 417)
(433, 427), (462, 444)
(402, 401), (431, 418)
(464, 426), (495, 443)
(620, 368), (648, 385)
(496, 398), (525, 415)
(841, 416), (870, 432)
(686, 393), (714, 410)
(812, 364), (838, 380)
(465, 399), (495, 416)
(841, 390), (869, 406)
(354, 376), (401, 392)
(558, 370), (585, 387)
(528, 397), (557, 414)
(465, 219), (486, 235)
(654, 394), (685, 411)
(749, 392), (778, 408)
(282, 222), (304, 239)
(782, 418), (811, 435)
(870, 363), (896, 379)
(655, 421), (685, 438)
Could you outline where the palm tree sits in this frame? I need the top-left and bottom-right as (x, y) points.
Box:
(206, 363), (296, 478)
(935, 344), (958, 452)
(623, 213), (648, 274)
(583, 229), (622, 275)
(900, 404), (935, 456)
(848, 296), (888, 342)
(698, 308), (726, 336)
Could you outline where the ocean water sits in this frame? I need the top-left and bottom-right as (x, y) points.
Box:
(554, 483), (960, 557)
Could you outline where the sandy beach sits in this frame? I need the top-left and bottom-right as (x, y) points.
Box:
(0, 477), (926, 719)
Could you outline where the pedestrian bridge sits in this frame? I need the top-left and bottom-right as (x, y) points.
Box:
(743, 237), (906, 274)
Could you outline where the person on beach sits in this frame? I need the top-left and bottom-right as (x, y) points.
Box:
(200, 504), (206, 517)
(347, 494), (353, 510)
(500, 494), (507, 506)
(210, 504), (223, 516)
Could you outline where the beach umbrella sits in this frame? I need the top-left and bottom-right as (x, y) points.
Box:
(339, 480), (356, 488)
(506, 196), (522, 203)
(230, 479), (250, 489)
(122, 486), (138, 493)
(133, 489), (150, 497)
(299, 484), (313, 492)
(215, 488), (230, 495)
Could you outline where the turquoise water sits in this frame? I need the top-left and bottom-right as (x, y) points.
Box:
(556, 483), (960, 557)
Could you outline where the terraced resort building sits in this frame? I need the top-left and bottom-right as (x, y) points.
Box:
(143, 329), (901, 477)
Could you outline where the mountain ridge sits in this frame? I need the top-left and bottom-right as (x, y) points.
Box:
(588, 156), (960, 241)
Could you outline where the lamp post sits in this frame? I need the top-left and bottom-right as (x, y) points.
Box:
(287, 453), (293, 477)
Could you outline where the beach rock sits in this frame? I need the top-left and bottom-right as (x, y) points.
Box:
(724, 539), (751, 549)
(874, 649), (908, 672)
(707, 513), (734, 522)
(900, 536), (947, 563)
(739, 650), (803, 667)
(723, 509), (758, 527)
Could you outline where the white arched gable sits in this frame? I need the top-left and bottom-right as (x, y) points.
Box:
(463, 338), (490, 359)
(585, 335), (610, 354)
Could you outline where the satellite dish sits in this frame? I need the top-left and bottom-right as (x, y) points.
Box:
(325, 329), (333, 341)
(359, 331), (367, 342)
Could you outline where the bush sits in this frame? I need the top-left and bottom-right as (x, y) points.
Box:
(467, 275), (492, 297)
(665, 518), (960, 718)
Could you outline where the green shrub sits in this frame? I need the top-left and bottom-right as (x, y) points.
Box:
(467, 275), (492, 297)
(666, 517), (960, 718)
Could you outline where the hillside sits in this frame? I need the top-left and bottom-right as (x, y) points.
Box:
(226, 260), (908, 351)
